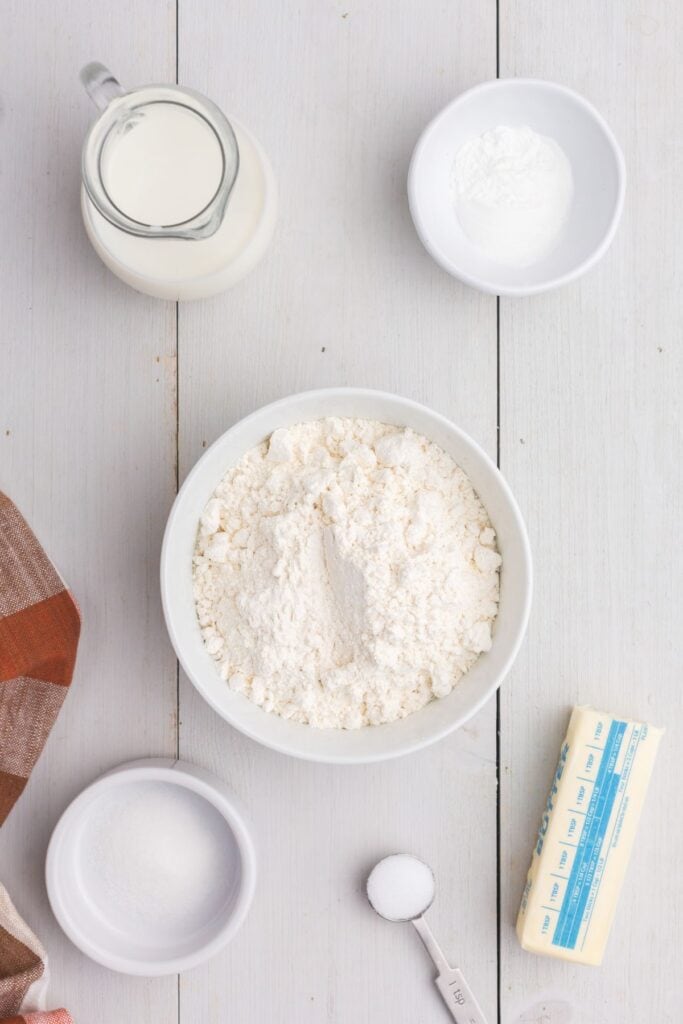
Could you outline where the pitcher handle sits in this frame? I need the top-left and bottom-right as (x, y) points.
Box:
(80, 62), (125, 111)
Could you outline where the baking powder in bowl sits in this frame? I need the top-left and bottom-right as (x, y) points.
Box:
(193, 418), (501, 729)
(452, 124), (573, 267)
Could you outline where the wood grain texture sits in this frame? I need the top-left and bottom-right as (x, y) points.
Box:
(2, 2), (681, 1023)
(0, 2), (178, 1021)
(177, 2), (498, 1022)
(499, 3), (683, 1022)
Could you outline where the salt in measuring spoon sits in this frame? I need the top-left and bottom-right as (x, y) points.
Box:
(366, 854), (489, 1024)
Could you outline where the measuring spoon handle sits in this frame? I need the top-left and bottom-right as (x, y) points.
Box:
(411, 917), (489, 1024)
(435, 966), (489, 1024)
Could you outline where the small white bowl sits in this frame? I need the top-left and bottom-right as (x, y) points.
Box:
(46, 759), (256, 976)
(408, 78), (626, 296)
(161, 388), (532, 764)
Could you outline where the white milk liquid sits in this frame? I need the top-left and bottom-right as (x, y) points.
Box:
(100, 102), (224, 226)
(83, 116), (277, 299)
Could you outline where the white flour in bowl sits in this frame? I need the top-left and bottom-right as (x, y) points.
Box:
(193, 418), (501, 729)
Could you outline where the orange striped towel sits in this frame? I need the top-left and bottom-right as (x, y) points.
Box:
(0, 493), (81, 826)
(2, 1015), (71, 1024)
(0, 884), (72, 1024)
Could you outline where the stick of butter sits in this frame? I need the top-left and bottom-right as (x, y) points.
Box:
(516, 705), (662, 966)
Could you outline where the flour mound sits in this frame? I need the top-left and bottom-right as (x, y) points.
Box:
(193, 418), (501, 729)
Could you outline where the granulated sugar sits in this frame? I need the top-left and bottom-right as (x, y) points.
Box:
(193, 418), (501, 729)
(79, 782), (234, 933)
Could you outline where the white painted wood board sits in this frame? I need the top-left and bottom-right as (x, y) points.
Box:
(0, 2), (178, 1021)
(177, 2), (498, 1022)
(498, 3), (683, 1022)
(0, 1), (681, 1022)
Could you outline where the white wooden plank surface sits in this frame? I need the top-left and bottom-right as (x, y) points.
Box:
(499, 3), (683, 1022)
(0, 2), (178, 1022)
(177, 3), (498, 1022)
(2, 2), (681, 1024)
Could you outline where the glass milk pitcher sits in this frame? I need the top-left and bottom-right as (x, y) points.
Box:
(79, 63), (277, 300)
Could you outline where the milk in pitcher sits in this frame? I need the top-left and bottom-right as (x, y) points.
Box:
(80, 63), (277, 299)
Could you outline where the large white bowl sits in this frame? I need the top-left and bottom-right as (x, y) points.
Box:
(161, 389), (532, 763)
(408, 78), (626, 296)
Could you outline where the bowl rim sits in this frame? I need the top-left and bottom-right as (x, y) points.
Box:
(407, 77), (627, 297)
(161, 387), (533, 763)
(45, 758), (257, 976)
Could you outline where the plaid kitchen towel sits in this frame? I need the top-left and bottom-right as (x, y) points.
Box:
(0, 493), (81, 825)
(0, 883), (72, 1024)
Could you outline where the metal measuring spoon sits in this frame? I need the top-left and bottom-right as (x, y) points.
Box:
(366, 854), (489, 1024)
